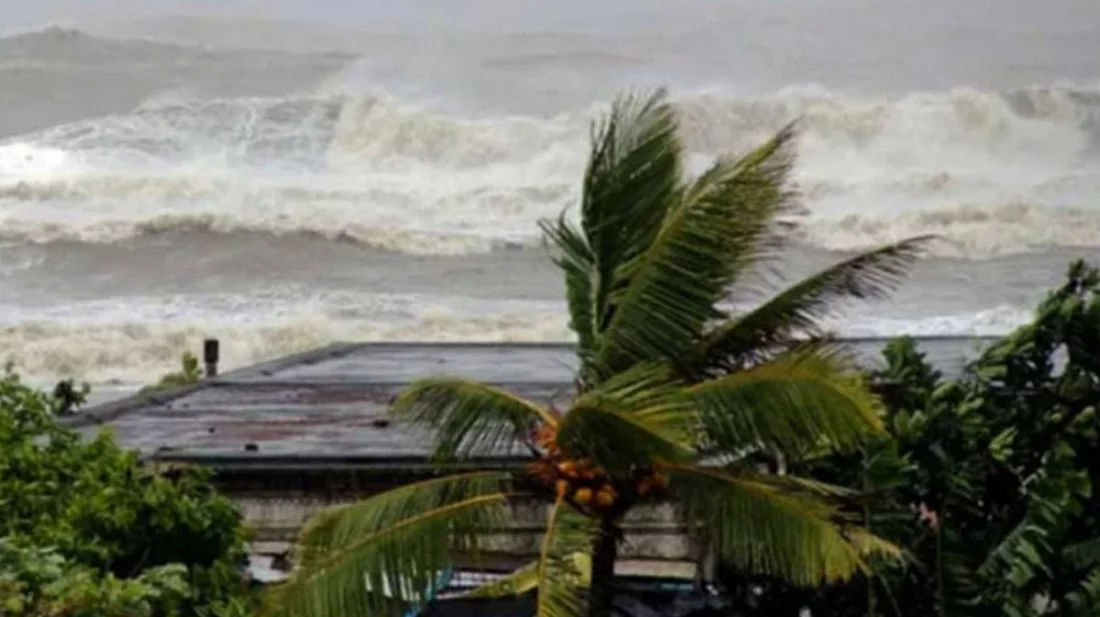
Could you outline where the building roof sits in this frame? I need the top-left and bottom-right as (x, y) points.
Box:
(71, 338), (991, 466)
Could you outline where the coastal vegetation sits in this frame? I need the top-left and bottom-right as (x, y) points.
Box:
(139, 352), (204, 395)
(0, 368), (252, 617)
(268, 88), (928, 617)
(719, 260), (1100, 617)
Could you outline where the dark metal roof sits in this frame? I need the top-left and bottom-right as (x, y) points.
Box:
(74, 338), (994, 466)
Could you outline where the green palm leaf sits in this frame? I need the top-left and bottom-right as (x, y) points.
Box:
(462, 552), (592, 599)
(1067, 568), (1100, 614)
(557, 362), (697, 471)
(463, 561), (541, 599)
(265, 472), (512, 617)
(540, 214), (598, 365)
(689, 346), (882, 454)
(541, 89), (683, 378)
(680, 121), (799, 291)
(391, 378), (556, 461)
(1065, 537), (1100, 569)
(671, 464), (898, 586)
(589, 126), (798, 380)
(699, 237), (932, 372)
(534, 498), (596, 617)
(581, 89), (682, 325)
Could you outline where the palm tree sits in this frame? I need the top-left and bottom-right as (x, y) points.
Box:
(266, 89), (929, 617)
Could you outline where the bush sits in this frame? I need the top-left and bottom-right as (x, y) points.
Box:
(0, 539), (189, 617)
(0, 368), (251, 617)
(140, 352), (203, 395)
(717, 260), (1100, 616)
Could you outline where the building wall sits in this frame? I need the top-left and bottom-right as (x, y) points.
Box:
(228, 487), (701, 579)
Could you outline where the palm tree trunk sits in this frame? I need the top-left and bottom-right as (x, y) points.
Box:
(587, 517), (618, 617)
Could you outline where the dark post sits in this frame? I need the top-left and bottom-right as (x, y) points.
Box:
(203, 338), (220, 378)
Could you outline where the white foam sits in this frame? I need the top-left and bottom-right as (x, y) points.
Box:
(0, 94), (584, 253)
(828, 304), (1033, 338)
(802, 203), (1100, 257)
(0, 289), (1033, 385)
(0, 143), (75, 177)
(0, 309), (573, 385)
(0, 86), (1096, 257)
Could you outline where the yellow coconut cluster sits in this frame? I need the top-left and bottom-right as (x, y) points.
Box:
(526, 424), (668, 511)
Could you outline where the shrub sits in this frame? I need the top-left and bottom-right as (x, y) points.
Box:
(140, 352), (203, 395)
(717, 260), (1100, 616)
(0, 539), (189, 617)
(0, 368), (250, 616)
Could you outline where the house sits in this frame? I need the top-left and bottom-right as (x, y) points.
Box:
(67, 338), (989, 583)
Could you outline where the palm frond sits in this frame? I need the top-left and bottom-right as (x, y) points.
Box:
(671, 464), (895, 586)
(589, 127), (798, 380)
(265, 471), (512, 617)
(535, 498), (596, 617)
(464, 561), (540, 599)
(699, 237), (932, 372)
(1065, 537), (1100, 569)
(745, 471), (860, 500)
(581, 89), (682, 316)
(541, 89), (682, 374)
(540, 214), (598, 365)
(462, 552), (593, 599)
(391, 378), (555, 461)
(689, 346), (882, 455)
(557, 362), (697, 471)
(842, 525), (905, 563)
(681, 121), (800, 285)
(1067, 568), (1100, 614)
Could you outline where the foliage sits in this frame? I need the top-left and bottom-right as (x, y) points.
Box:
(140, 352), (203, 395)
(269, 87), (925, 617)
(717, 259), (1100, 617)
(0, 539), (189, 617)
(0, 368), (251, 617)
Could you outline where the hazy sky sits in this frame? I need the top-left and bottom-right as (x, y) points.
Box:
(3, 0), (1098, 101)
(8, 0), (1099, 33)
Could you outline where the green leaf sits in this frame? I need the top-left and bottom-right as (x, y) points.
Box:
(671, 465), (897, 586)
(533, 498), (595, 617)
(267, 472), (512, 617)
(540, 214), (598, 364)
(589, 127), (799, 380)
(462, 552), (593, 599)
(1065, 537), (1100, 569)
(557, 363), (697, 471)
(579, 89), (683, 337)
(689, 346), (882, 454)
(391, 379), (556, 461)
(698, 237), (931, 372)
(540, 89), (683, 379)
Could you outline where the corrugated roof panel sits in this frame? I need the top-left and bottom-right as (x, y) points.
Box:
(81, 380), (566, 459)
(77, 338), (995, 462)
(222, 343), (580, 384)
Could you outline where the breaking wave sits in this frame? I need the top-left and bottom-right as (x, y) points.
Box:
(0, 309), (574, 384)
(0, 301), (1032, 384)
(1, 84), (1098, 257)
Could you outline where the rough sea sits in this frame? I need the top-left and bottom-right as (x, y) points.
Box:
(1, 0), (1099, 392)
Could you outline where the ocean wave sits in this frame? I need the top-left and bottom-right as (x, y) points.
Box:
(0, 310), (574, 384)
(0, 302), (1032, 384)
(1, 193), (1098, 258)
(801, 203), (1100, 257)
(0, 169), (557, 254)
(1, 85), (1098, 258)
(824, 304), (1033, 338)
